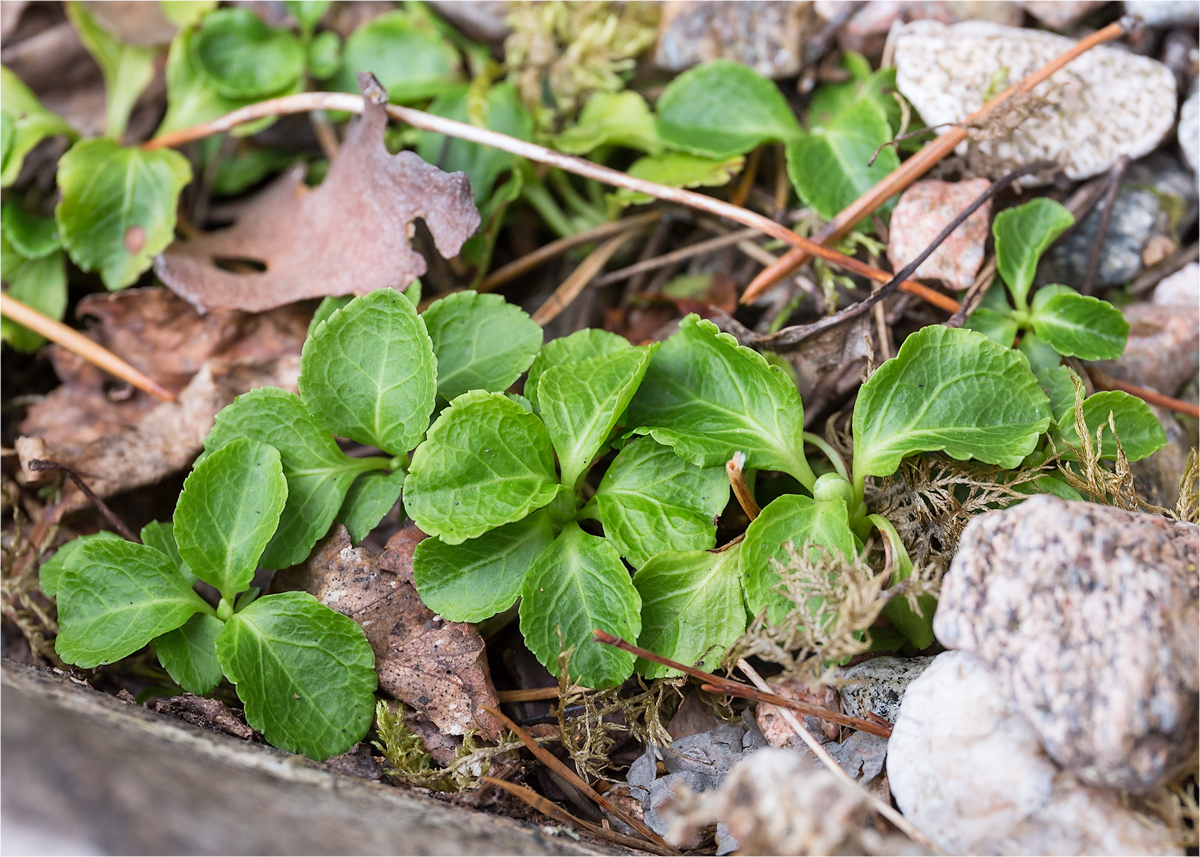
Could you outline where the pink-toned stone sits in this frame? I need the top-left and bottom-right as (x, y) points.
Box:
(1094, 302), (1200, 396)
(886, 178), (991, 290)
(754, 676), (841, 746)
(813, 1), (1022, 58)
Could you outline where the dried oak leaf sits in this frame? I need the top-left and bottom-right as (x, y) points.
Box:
(155, 80), (481, 313)
(280, 525), (504, 742)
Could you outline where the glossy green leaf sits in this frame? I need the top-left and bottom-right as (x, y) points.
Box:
(526, 328), (631, 412)
(610, 151), (744, 208)
(0, 66), (75, 188)
(634, 543), (745, 678)
(140, 519), (197, 585)
(1, 247), (66, 352)
(65, 1), (157, 140)
(55, 138), (192, 290)
(2, 204), (61, 258)
(808, 59), (902, 134)
(422, 291), (542, 401)
(555, 91), (662, 155)
(155, 612), (225, 695)
(413, 511), (555, 622)
(174, 438), (287, 600)
(627, 314), (815, 487)
(786, 99), (900, 220)
(406, 391), (560, 544)
(204, 388), (376, 569)
(852, 326), (1052, 485)
(337, 468), (405, 543)
(1054, 390), (1168, 462)
(1017, 331), (1062, 375)
(1036, 364), (1079, 424)
(519, 523), (640, 688)
(333, 10), (463, 104)
(993, 198), (1074, 309)
(299, 288), (437, 455)
(55, 539), (207, 668)
(1030, 291), (1128, 361)
(540, 345), (658, 488)
(741, 494), (858, 623)
(964, 307), (1019, 348)
(656, 59), (802, 158)
(215, 591), (377, 760)
(157, 25), (276, 136)
(192, 8), (304, 99)
(38, 531), (121, 599)
(416, 82), (533, 202)
(593, 437), (729, 568)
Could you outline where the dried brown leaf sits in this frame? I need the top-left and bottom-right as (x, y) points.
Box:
(155, 82), (480, 313)
(280, 526), (504, 742)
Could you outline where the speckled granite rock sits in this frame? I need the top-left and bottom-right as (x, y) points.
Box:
(888, 651), (1184, 855)
(934, 495), (1199, 793)
(654, 1), (813, 78)
(887, 178), (991, 290)
(839, 655), (936, 725)
(891, 21), (1178, 183)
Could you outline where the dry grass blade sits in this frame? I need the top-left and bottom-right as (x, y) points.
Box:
(0, 293), (176, 402)
(532, 228), (643, 325)
(740, 17), (1133, 303)
(481, 704), (674, 850)
(497, 686), (585, 703)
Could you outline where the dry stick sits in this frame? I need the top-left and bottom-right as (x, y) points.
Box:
(1087, 367), (1200, 419)
(726, 452), (761, 520)
(142, 92), (957, 314)
(591, 630), (891, 739)
(497, 686), (586, 703)
(0, 293), (176, 402)
(26, 460), (139, 543)
(592, 228), (763, 288)
(740, 17), (1134, 304)
(1081, 155), (1129, 296)
(947, 256), (998, 328)
(478, 210), (663, 293)
(481, 704), (674, 850)
(532, 228), (642, 326)
(734, 658), (944, 855)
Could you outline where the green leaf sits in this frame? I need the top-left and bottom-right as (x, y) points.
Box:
(413, 511), (556, 622)
(519, 523), (640, 688)
(422, 291), (542, 401)
(215, 591), (377, 760)
(869, 515), (935, 650)
(626, 314), (815, 488)
(993, 198), (1074, 310)
(65, 1), (157, 140)
(174, 438), (287, 600)
(610, 151), (744, 208)
(964, 307), (1019, 348)
(416, 82), (533, 203)
(337, 468), (405, 543)
(333, 10), (463, 104)
(808, 60), (902, 134)
(38, 531), (121, 599)
(555, 91), (662, 155)
(1030, 292), (1128, 361)
(284, 0), (331, 35)
(191, 8), (305, 99)
(851, 326), (1052, 485)
(406, 390), (560, 544)
(1036, 364), (1079, 424)
(540, 345), (658, 488)
(1017, 331), (1062, 375)
(307, 295), (354, 338)
(2, 204), (61, 259)
(526, 328), (631, 412)
(741, 494), (858, 623)
(593, 437), (729, 568)
(155, 612), (225, 695)
(786, 99), (901, 220)
(1, 248), (66, 352)
(0, 67), (75, 188)
(158, 1), (217, 29)
(204, 388), (375, 570)
(55, 138), (192, 291)
(55, 539), (207, 668)
(140, 520), (197, 585)
(634, 544), (745, 678)
(307, 29), (342, 80)
(299, 288), (437, 455)
(1054, 390), (1168, 462)
(656, 59), (802, 158)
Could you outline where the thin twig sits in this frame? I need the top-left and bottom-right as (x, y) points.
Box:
(1082, 155), (1129, 296)
(726, 452), (761, 520)
(27, 460), (139, 542)
(1088, 367), (1200, 418)
(947, 256), (998, 328)
(532, 228), (642, 326)
(0, 293), (176, 402)
(592, 228), (762, 288)
(497, 686), (586, 703)
(481, 705), (674, 850)
(735, 659), (944, 855)
(591, 630), (891, 738)
(741, 17), (1134, 303)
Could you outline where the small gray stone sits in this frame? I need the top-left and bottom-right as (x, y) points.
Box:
(838, 655), (937, 725)
(1093, 301), (1200, 396)
(654, 1), (813, 79)
(935, 495), (1199, 793)
(888, 651), (1184, 855)
(1179, 90), (1198, 172)
(1125, 0), (1200, 27)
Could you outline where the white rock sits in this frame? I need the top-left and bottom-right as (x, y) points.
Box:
(1179, 90), (1198, 173)
(888, 652), (1183, 856)
(1153, 262), (1199, 307)
(890, 21), (1177, 184)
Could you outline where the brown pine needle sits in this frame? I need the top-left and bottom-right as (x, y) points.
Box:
(741, 17), (1134, 303)
(532, 228), (641, 326)
(481, 704), (673, 850)
(497, 685), (586, 703)
(1088, 367), (1200, 419)
(0, 292), (175, 402)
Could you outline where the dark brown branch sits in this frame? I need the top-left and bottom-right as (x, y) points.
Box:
(27, 460), (139, 543)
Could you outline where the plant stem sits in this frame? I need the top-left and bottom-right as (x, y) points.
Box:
(519, 180), (577, 239)
(726, 452), (761, 520)
(801, 432), (849, 481)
